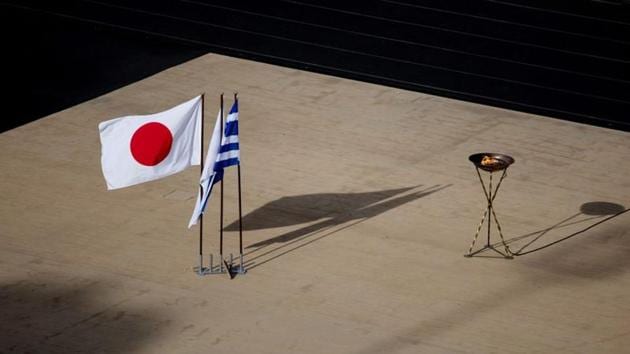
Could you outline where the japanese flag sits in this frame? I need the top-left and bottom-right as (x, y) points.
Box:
(99, 95), (202, 190)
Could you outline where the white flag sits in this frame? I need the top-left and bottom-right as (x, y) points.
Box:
(99, 96), (202, 190)
(188, 111), (222, 228)
(188, 99), (241, 228)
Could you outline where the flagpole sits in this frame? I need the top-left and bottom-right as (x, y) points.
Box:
(199, 93), (205, 275)
(235, 93), (244, 262)
(220, 93), (225, 271)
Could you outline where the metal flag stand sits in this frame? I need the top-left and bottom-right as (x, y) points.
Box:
(196, 93), (246, 278)
(197, 93), (209, 275)
(229, 92), (246, 276)
(218, 93), (246, 278)
(465, 153), (514, 259)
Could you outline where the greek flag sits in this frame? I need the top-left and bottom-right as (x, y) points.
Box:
(216, 100), (240, 170)
(188, 100), (240, 228)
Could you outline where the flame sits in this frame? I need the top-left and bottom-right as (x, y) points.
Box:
(481, 155), (498, 166)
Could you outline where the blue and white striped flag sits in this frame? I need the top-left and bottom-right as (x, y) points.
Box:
(217, 100), (240, 170)
(188, 99), (240, 228)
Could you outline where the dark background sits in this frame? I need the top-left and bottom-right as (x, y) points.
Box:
(2, 0), (630, 133)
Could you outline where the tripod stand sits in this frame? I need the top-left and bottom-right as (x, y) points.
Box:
(465, 153), (514, 259)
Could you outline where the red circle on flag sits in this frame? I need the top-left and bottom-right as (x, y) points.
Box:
(130, 122), (173, 166)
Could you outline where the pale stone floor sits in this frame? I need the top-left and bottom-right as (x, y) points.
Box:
(1, 54), (629, 353)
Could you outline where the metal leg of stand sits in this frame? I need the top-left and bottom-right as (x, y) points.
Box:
(198, 254), (204, 275)
(490, 206), (512, 257)
(232, 253), (247, 274)
(466, 208), (489, 256)
(465, 168), (513, 258)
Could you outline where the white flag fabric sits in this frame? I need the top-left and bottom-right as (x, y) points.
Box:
(188, 111), (222, 228)
(99, 95), (202, 190)
(188, 99), (241, 228)
(200, 111), (224, 192)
